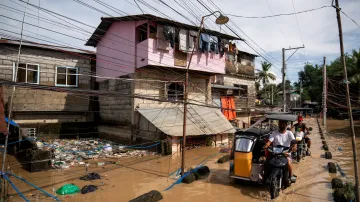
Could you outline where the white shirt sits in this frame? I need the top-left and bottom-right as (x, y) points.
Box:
(295, 131), (305, 139)
(269, 130), (295, 147)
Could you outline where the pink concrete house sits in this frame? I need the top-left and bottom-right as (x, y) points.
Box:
(86, 14), (242, 154)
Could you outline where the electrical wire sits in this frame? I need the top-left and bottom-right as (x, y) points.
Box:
(265, 0), (289, 46)
(199, 0), (282, 70)
(340, 10), (360, 29)
(291, 0), (305, 45)
(226, 5), (332, 19)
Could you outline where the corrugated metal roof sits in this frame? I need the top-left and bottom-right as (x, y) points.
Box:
(137, 105), (235, 136)
(264, 114), (298, 122)
(85, 14), (243, 47)
(211, 84), (244, 90)
(0, 38), (95, 55)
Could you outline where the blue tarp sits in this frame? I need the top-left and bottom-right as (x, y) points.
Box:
(4, 117), (19, 127)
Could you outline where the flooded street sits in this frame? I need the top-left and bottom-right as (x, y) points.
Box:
(5, 118), (353, 202)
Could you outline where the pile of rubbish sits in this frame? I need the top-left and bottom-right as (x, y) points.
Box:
(34, 138), (157, 169)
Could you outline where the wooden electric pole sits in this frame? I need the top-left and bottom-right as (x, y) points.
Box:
(334, 0), (360, 201)
(322, 57), (327, 126)
(271, 85), (273, 105)
(282, 46), (305, 112)
(282, 48), (286, 111)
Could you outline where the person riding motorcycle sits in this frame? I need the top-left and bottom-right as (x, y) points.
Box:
(264, 120), (297, 181)
(293, 114), (311, 155)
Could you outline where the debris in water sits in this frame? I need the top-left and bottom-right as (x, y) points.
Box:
(80, 172), (101, 181)
(56, 184), (80, 195)
(81, 185), (98, 194)
(129, 190), (163, 202)
(217, 154), (230, 163)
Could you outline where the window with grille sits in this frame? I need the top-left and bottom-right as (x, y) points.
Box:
(167, 83), (184, 101)
(55, 66), (78, 87)
(12, 63), (39, 84)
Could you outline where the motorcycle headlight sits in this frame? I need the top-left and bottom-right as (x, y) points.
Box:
(273, 147), (284, 154)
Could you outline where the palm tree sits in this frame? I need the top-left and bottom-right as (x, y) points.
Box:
(256, 61), (277, 102)
(349, 49), (360, 83)
(256, 61), (277, 86)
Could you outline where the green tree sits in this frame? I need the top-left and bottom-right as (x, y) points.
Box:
(256, 61), (277, 86)
(277, 80), (293, 91)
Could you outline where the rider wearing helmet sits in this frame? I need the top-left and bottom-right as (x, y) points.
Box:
(293, 113), (311, 154)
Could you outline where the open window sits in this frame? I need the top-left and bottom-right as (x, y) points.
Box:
(136, 23), (148, 43)
(167, 83), (184, 101)
(233, 84), (248, 97)
(13, 63), (39, 84)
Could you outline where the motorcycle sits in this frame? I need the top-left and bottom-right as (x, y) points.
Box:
(295, 131), (307, 162)
(294, 127), (313, 162)
(266, 145), (296, 199)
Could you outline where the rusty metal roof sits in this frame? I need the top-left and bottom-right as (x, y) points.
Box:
(0, 38), (95, 55)
(85, 14), (243, 47)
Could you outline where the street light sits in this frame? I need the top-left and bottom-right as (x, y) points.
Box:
(181, 12), (229, 177)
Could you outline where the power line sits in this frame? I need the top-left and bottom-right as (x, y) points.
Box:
(12, 0), (234, 75)
(265, 0), (288, 45)
(226, 5), (332, 19)
(340, 10), (360, 29)
(203, 0), (282, 68)
(291, 0), (304, 45)
(196, 0), (282, 71)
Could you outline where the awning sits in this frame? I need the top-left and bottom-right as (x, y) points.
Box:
(211, 84), (243, 90)
(137, 106), (235, 136)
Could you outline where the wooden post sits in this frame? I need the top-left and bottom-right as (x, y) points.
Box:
(322, 57), (327, 126)
(334, 0), (360, 200)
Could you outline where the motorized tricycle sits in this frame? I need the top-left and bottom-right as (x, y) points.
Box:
(229, 114), (298, 199)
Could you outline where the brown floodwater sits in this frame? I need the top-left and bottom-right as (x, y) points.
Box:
(5, 118), (352, 202)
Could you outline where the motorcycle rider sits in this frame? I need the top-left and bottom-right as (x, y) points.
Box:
(293, 114), (311, 154)
(264, 120), (297, 181)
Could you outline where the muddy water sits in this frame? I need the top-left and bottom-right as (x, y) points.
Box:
(6, 118), (339, 202)
(323, 119), (360, 184)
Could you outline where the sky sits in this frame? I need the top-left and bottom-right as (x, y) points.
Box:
(0, 0), (359, 84)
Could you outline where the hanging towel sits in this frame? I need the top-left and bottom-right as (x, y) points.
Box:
(188, 30), (198, 51)
(209, 36), (219, 54)
(221, 96), (236, 120)
(179, 29), (188, 52)
(156, 25), (170, 50)
(199, 33), (210, 52)
(219, 38), (228, 57)
(163, 25), (175, 48)
(229, 42), (234, 53)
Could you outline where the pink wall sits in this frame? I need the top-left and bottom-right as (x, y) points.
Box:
(96, 20), (226, 81)
(96, 21), (149, 81)
(147, 38), (225, 74)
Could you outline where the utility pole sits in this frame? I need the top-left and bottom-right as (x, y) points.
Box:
(300, 80), (302, 107)
(322, 57), (327, 126)
(271, 85), (273, 105)
(282, 46), (305, 112)
(1, 0), (28, 198)
(334, 0), (360, 201)
(282, 48), (286, 111)
(181, 12), (229, 177)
